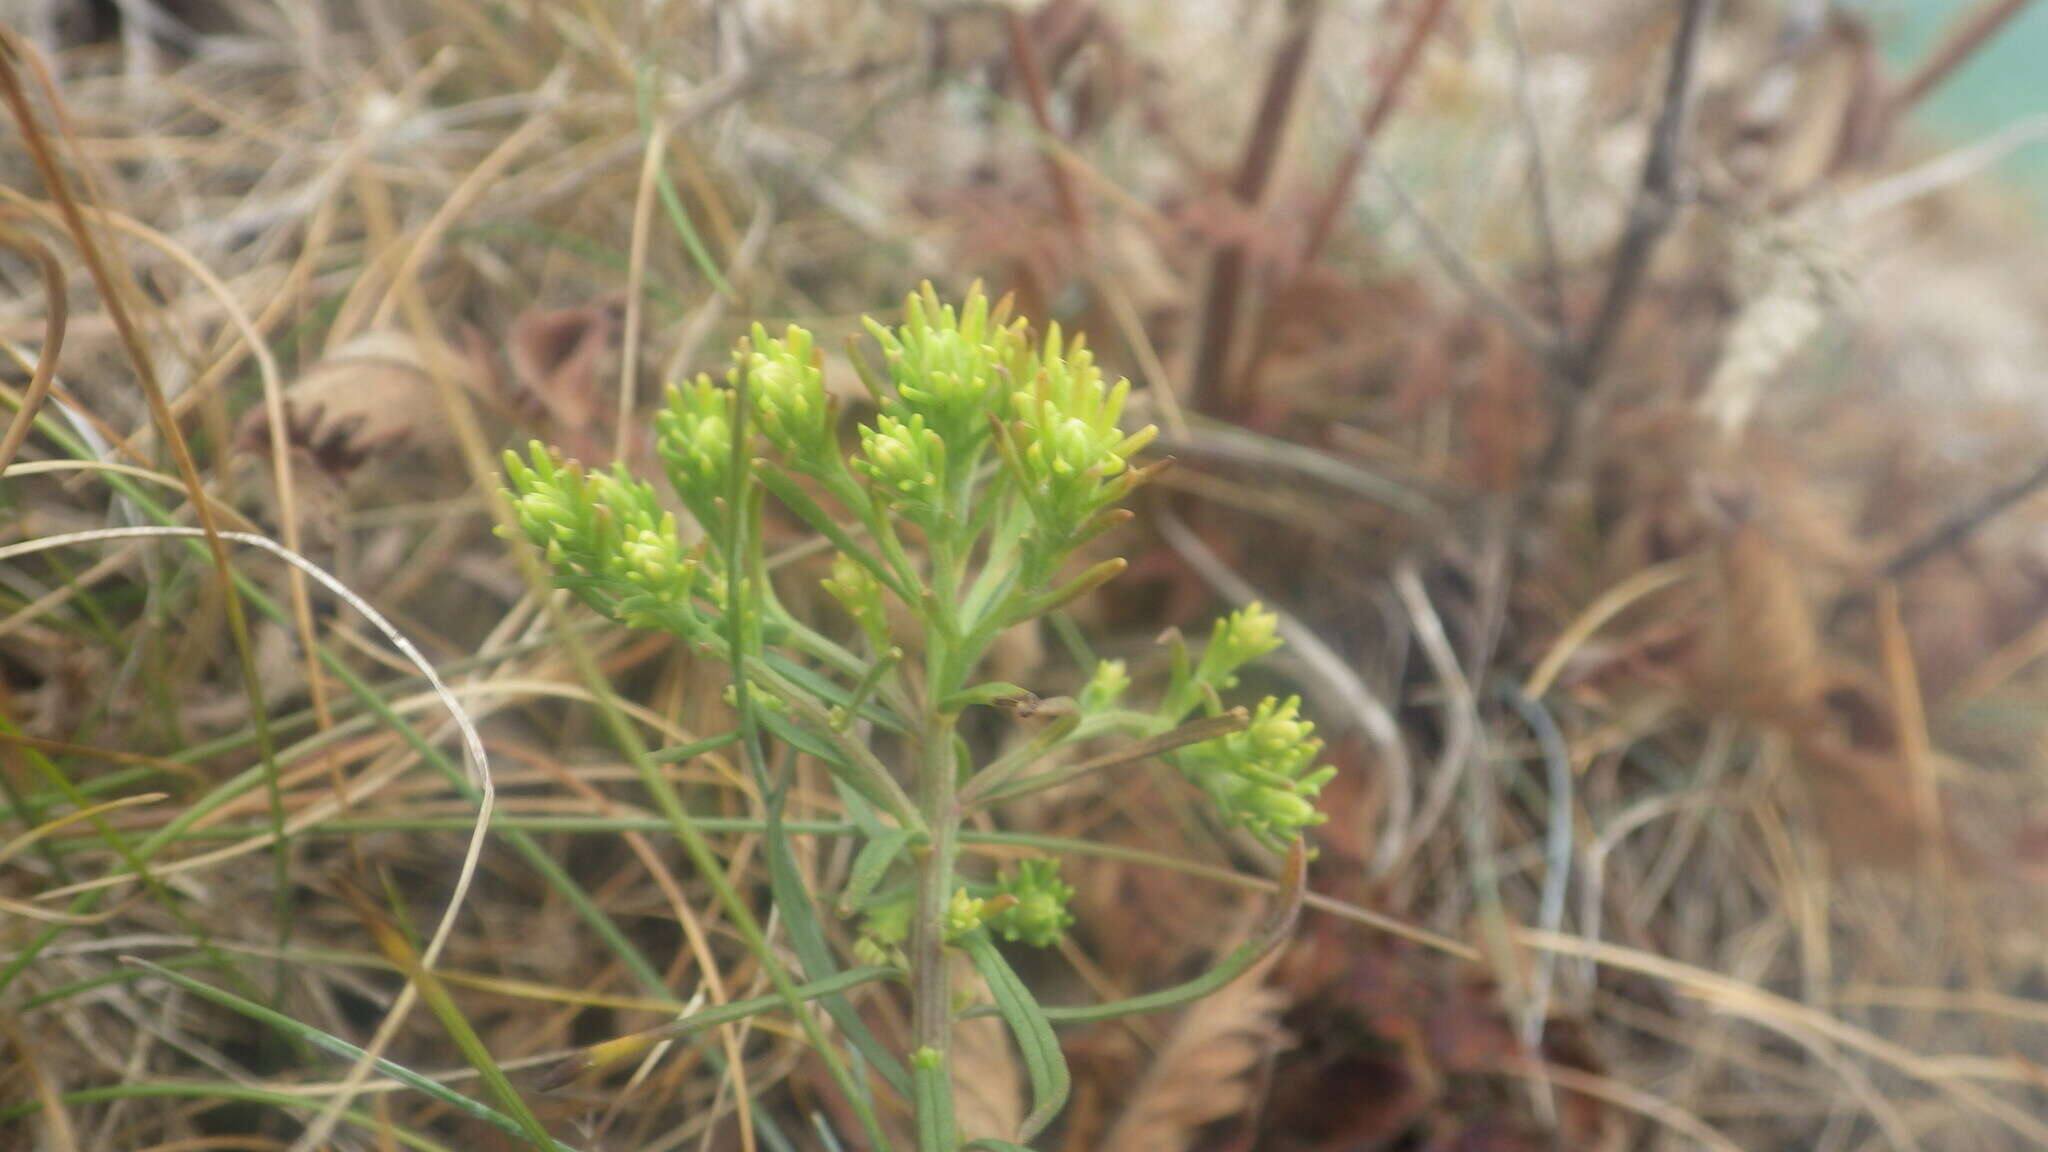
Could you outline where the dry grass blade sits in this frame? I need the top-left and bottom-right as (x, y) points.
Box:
(8, 4), (2048, 1149)
(0, 223), (64, 472)
(3, 1019), (79, 1152)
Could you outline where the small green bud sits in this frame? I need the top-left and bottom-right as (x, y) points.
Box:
(654, 377), (736, 537)
(821, 552), (891, 650)
(986, 858), (1075, 948)
(742, 323), (835, 466)
(1194, 603), (1282, 691)
(943, 886), (993, 941)
(1080, 658), (1131, 712)
(854, 412), (947, 526)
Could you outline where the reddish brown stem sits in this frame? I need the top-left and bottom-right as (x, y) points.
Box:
(1188, 0), (1324, 415)
(1299, 0), (1454, 265)
(1229, 0), (1453, 414)
(1005, 10), (1087, 235)
(1885, 0), (2035, 121)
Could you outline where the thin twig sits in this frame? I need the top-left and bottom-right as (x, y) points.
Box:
(1493, 0), (1569, 333)
(1297, 0), (1453, 265)
(1232, 0), (1453, 406)
(1575, 0), (1719, 384)
(1881, 0), (2036, 126)
(1884, 451), (2048, 581)
(1844, 110), (2048, 221)
(1390, 562), (1479, 874)
(1153, 420), (1452, 530)
(1004, 10), (1086, 234)
(1187, 0), (1324, 413)
(1374, 162), (1558, 364)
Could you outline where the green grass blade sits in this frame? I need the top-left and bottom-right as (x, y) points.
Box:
(124, 957), (582, 1151)
(0, 1081), (459, 1152)
(636, 65), (733, 300)
(344, 885), (558, 1150)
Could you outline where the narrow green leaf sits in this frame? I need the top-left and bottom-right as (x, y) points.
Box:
(635, 66), (732, 300)
(975, 840), (1307, 1026)
(763, 796), (912, 1095)
(755, 464), (916, 603)
(0, 1082), (458, 1152)
(647, 729), (742, 764)
(965, 933), (1069, 1142)
(537, 965), (899, 1088)
(839, 826), (916, 916)
(343, 884), (558, 1151)
(123, 958), (581, 1151)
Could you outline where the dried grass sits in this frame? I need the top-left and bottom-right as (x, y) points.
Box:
(3, 1), (2047, 1149)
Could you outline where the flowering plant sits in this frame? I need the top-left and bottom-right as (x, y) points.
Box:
(504, 285), (1329, 1149)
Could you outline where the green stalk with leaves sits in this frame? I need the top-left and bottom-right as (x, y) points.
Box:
(502, 284), (1335, 1149)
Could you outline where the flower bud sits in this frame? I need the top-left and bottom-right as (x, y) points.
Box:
(986, 859), (1075, 947)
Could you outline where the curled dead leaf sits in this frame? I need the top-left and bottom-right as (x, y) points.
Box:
(235, 331), (455, 478)
(1693, 510), (1825, 729)
(505, 300), (619, 452)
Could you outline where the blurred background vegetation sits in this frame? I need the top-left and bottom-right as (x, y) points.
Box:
(3, 2), (2048, 1150)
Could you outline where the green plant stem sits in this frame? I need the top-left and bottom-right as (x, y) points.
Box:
(908, 707), (961, 1151)
(723, 361), (895, 1146)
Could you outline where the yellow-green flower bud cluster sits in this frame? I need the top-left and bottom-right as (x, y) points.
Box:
(862, 282), (1026, 473)
(742, 322), (835, 467)
(1002, 324), (1158, 568)
(1171, 694), (1335, 851)
(1161, 602), (1285, 719)
(654, 376), (735, 539)
(853, 412), (948, 529)
(943, 886), (996, 941)
(501, 442), (702, 631)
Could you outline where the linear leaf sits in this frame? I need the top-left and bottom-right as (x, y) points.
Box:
(965, 933), (1069, 1142)
(124, 957), (580, 1151)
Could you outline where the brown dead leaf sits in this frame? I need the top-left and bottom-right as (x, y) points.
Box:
(951, 956), (1026, 1144)
(505, 300), (619, 450)
(235, 330), (454, 477)
(1693, 507), (1826, 729)
(1098, 959), (1290, 1152)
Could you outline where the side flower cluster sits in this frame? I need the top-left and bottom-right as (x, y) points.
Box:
(502, 444), (703, 632)
(1171, 695), (1334, 850)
